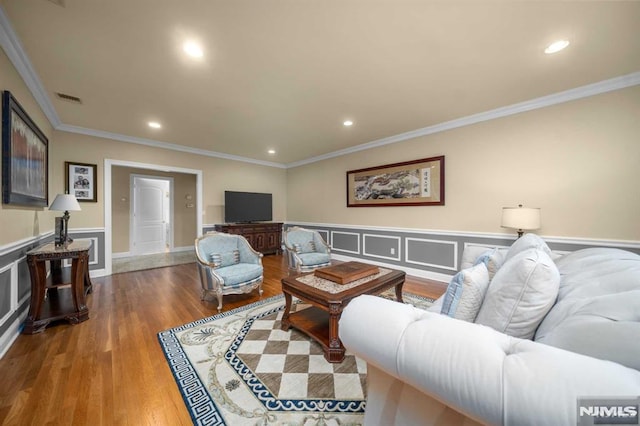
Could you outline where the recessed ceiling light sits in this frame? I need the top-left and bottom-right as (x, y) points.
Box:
(343, 120), (354, 127)
(267, 149), (276, 155)
(183, 41), (204, 58)
(148, 121), (162, 129)
(544, 40), (570, 54)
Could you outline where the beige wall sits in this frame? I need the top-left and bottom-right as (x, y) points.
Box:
(111, 167), (198, 253)
(0, 49), (57, 246)
(50, 131), (288, 238)
(3, 39), (639, 249)
(287, 86), (640, 241)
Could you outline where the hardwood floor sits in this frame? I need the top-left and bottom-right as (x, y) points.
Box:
(0, 255), (446, 425)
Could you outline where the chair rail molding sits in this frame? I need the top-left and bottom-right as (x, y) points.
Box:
(286, 221), (640, 283)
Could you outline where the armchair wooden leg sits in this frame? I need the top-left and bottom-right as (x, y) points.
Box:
(216, 289), (223, 312)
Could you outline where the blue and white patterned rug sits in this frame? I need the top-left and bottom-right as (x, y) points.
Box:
(158, 292), (433, 425)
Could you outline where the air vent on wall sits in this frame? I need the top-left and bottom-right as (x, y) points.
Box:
(55, 92), (82, 104)
(46, 0), (66, 7)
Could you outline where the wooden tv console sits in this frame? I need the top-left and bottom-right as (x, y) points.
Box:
(214, 222), (283, 255)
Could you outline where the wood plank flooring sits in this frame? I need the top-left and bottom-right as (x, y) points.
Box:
(0, 255), (446, 425)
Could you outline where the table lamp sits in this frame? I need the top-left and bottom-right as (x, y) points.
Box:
(49, 194), (81, 246)
(501, 204), (541, 238)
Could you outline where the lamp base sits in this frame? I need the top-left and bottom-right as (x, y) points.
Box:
(54, 212), (73, 247)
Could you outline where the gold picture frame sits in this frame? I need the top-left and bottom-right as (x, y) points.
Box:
(346, 156), (445, 207)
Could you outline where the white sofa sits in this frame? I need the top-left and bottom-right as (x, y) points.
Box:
(339, 241), (640, 426)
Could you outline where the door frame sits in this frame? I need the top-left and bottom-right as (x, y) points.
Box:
(104, 159), (203, 276)
(129, 174), (174, 255)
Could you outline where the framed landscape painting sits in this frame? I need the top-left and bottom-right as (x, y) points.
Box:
(65, 161), (97, 202)
(1, 91), (49, 207)
(346, 156), (445, 207)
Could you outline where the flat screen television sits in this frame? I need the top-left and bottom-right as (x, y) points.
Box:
(224, 191), (273, 223)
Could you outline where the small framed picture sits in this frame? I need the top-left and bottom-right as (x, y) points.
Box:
(65, 161), (97, 202)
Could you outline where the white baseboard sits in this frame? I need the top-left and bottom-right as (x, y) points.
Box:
(90, 269), (108, 278)
(331, 253), (452, 283)
(113, 247), (193, 259)
(172, 246), (194, 253)
(112, 251), (131, 259)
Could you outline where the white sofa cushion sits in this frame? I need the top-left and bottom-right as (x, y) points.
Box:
(475, 248), (560, 339)
(504, 233), (552, 262)
(535, 248), (640, 370)
(441, 263), (490, 322)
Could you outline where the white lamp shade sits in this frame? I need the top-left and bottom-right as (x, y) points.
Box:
(501, 206), (540, 231)
(49, 194), (81, 212)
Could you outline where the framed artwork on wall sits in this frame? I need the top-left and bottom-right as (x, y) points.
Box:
(65, 161), (97, 202)
(1, 91), (49, 207)
(346, 155), (445, 207)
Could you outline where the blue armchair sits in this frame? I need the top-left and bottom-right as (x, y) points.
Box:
(195, 232), (263, 311)
(282, 226), (331, 273)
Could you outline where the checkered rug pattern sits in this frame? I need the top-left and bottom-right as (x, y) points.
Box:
(234, 305), (367, 400)
(158, 292), (432, 426)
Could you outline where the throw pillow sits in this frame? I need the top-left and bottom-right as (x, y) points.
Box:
(210, 250), (240, 267)
(210, 253), (222, 267)
(475, 248), (560, 339)
(504, 233), (552, 262)
(302, 240), (317, 253)
(440, 262), (490, 322)
(294, 241), (317, 253)
(474, 248), (505, 280)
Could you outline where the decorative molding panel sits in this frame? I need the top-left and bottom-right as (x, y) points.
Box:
(316, 230), (330, 246)
(62, 237), (99, 267)
(363, 234), (401, 262)
(287, 222), (640, 282)
(330, 231), (360, 255)
(0, 264), (14, 328)
(405, 238), (458, 271)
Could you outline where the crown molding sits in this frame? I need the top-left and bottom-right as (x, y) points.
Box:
(286, 71), (640, 168)
(3, 5), (639, 170)
(0, 5), (60, 127)
(56, 124), (286, 169)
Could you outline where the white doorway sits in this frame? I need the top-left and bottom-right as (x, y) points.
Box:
(130, 175), (174, 255)
(104, 159), (203, 276)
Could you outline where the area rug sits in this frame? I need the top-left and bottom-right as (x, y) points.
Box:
(158, 291), (433, 426)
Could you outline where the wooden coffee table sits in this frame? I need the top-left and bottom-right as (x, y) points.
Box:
(280, 265), (405, 363)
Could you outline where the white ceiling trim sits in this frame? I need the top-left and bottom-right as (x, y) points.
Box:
(56, 124), (286, 169)
(0, 6), (60, 127)
(2, 5), (638, 170)
(286, 71), (640, 168)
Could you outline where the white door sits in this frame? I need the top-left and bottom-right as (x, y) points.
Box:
(131, 176), (171, 255)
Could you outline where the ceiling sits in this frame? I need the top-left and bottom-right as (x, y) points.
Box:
(1, 1), (639, 167)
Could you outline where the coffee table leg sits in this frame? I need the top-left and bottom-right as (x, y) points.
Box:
(326, 303), (346, 363)
(395, 281), (405, 303)
(281, 291), (293, 331)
